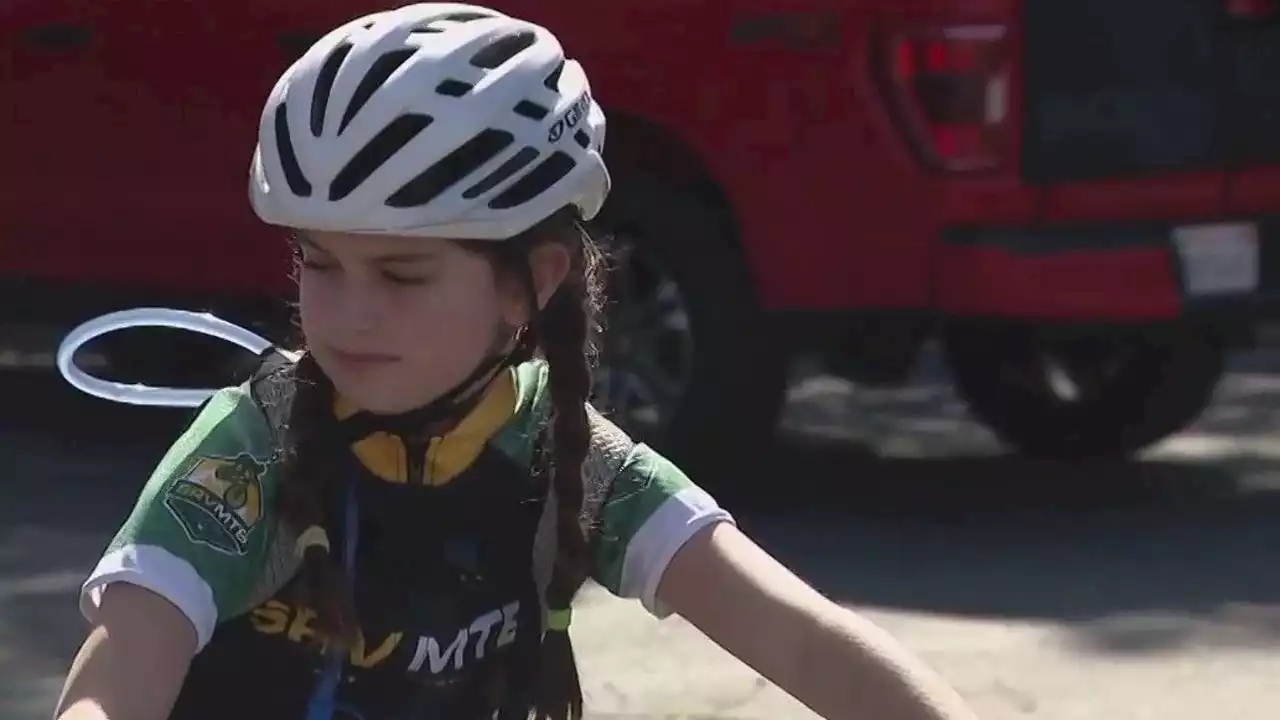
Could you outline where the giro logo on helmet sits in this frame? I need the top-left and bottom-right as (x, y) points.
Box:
(548, 93), (593, 144)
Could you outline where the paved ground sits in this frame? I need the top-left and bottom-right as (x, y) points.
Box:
(4, 345), (1280, 719)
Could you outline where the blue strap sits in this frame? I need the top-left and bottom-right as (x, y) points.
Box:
(305, 482), (359, 720)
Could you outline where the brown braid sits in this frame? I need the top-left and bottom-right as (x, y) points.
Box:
(527, 215), (603, 720)
(275, 346), (358, 648)
(477, 208), (604, 719)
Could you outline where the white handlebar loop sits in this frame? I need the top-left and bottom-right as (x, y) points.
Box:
(56, 308), (274, 408)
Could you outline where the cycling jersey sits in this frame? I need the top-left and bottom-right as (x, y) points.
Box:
(79, 359), (732, 719)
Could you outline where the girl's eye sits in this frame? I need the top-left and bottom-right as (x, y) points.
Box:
(299, 258), (336, 272)
(383, 272), (430, 286)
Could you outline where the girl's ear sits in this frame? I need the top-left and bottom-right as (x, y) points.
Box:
(529, 243), (572, 311)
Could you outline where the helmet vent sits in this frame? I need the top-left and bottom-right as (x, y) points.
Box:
(329, 113), (435, 201)
(386, 129), (515, 208)
(413, 12), (496, 34)
(338, 48), (417, 135)
(439, 12), (493, 22)
(470, 31), (536, 69)
(273, 104), (313, 197)
(512, 100), (549, 120)
(462, 147), (541, 199)
(310, 43), (353, 137)
(543, 60), (565, 91)
(489, 151), (575, 210)
(435, 79), (473, 97)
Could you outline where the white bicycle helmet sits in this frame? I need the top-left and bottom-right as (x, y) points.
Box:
(249, 3), (609, 240)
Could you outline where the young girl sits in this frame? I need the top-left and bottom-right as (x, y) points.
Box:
(54, 5), (981, 720)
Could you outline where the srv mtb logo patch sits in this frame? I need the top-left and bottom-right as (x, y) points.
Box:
(163, 453), (267, 556)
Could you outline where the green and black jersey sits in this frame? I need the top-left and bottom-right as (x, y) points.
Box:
(80, 360), (732, 719)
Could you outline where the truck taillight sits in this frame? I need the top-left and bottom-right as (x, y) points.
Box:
(877, 25), (1012, 172)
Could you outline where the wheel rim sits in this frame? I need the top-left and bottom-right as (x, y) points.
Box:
(593, 238), (695, 439)
(1027, 340), (1145, 409)
(981, 335), (1158, 449)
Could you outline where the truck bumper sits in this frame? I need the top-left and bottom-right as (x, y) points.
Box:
(936, 219), (1277, 323)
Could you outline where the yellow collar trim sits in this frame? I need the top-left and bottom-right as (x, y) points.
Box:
(332, 369), (518, 485)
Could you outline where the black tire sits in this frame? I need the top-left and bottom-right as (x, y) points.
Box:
(943, 322), (1227, 458)
(590, 172), (789, 485)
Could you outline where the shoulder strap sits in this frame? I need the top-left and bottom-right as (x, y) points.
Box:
(228, 349), (307, 617)
(578, 405), (636, 531)
(530, 405), (636, 625)
(247, 348), (299, 439)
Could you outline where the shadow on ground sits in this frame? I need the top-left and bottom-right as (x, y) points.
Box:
(729, 348), (1280, 660)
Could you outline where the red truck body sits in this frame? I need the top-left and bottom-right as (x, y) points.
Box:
(6, 0), (1279, 466)
(8, 0), (1280, 316)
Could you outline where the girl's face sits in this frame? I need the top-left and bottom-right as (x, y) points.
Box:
(298, 231), (521, 414)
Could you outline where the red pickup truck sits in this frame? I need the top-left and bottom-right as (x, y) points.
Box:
(5, 0), (1278, 470)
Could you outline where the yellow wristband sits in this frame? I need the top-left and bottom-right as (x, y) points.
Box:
(546, 608), (572, 632)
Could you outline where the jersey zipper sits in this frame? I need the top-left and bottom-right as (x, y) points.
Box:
(403, 434), (430, 485)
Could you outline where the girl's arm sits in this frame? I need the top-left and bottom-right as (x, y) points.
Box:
(657, 522), (979, 720)
(55, 583), (196, 720)
(58, 384), (286, 720)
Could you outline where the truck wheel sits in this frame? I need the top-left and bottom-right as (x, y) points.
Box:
(943, 323), (1226, 458)
(590, 172), (788, 483)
